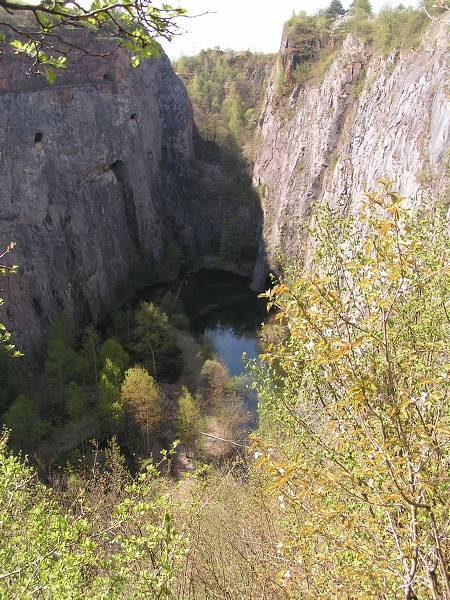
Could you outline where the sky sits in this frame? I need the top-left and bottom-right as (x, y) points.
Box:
(160, 0), (418, 59)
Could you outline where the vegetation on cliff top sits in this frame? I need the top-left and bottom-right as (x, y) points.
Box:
(275, 0), (435, 95)
(173, 48), (269, 271)
(174, 48), (273, 157)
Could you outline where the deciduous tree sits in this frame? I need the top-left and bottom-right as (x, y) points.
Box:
(48, 310), (77, 347)
(65, 381), (86, 420)
(100, 338), (130, 374)
(201, 358), (229, 409)
(98, 358), (124, 435)
(45, 337), (87, 407)
(121, 364), (163, 452)
(133, 301), (182, 381)
(81, 324), (101, 392)
(0, 429), (185, 597)
(65, 381), (88, 450)
(254, 182), (450, 597)
(175, 386), (203, 456)
(0, 243), (20, 357)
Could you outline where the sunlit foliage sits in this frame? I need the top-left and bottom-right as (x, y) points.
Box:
(253, 182), (450, 597)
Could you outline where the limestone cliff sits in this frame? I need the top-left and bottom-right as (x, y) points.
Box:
(2, 16), (449, 350)
(0, 32), (194, 350)
(252, 16), (450, 288)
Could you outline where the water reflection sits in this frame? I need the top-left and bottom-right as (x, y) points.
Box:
(140, 269), (267, 417)
(203, 326), (259, 377)
(179, 270), (266, 339)
(180, 270), (266, 421)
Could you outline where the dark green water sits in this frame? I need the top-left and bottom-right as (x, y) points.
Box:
(140, 270), (266, 413)
(178, 270), (266, 364)
(179, 269), (266, 418)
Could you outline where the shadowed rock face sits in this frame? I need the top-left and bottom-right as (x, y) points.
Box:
(0, 31), (195, 350)
(251, 17), (450, 288)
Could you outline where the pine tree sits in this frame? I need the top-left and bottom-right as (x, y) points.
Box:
(327, 0), (346, 17)
(350, 0), (373, 15)
(4, 395), (49, 450)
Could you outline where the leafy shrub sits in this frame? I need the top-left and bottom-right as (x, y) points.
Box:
(0, 431), (185, 598)
(254, 182), (450, 597)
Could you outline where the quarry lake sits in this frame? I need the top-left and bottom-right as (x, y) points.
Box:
(179, 270), (265, 356)
(140, 269), (267, 416)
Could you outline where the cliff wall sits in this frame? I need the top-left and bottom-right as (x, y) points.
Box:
(0, 33), (194, 350)
(252, 16), (450, 288)
(2, 16), (448, 350)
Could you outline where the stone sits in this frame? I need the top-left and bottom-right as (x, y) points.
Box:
(251, 17), (450, 289)
(0, 32), (194, 350)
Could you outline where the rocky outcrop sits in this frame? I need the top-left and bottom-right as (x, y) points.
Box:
(0, 34), (194, 350)
(252, 16), (450, 288)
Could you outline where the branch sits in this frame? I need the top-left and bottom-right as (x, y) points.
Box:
(0, 0), (188, 74)
(200, 432), (249, 449)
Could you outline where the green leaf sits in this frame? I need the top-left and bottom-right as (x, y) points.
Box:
(36, 11), (51, 30)
(131, 55), (141, 68)
(10, 40), (25, 51)
(46, 68), (56, 85)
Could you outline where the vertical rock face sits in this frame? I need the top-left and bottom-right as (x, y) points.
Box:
(252, 17), (450, 288)
(2, 17), (449, 349)
(0, 34), (194, 350)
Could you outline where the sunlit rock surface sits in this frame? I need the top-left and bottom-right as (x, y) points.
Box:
(252, 16), (450, 288)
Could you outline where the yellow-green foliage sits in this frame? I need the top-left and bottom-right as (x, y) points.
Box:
(0, 432), (185, 599)
(254, 182), (450, 597)
(175, 386), (204, 454)
(121, 364), (163, 452)
(0, 1), (187, 78)
(283, 9), (343, 82)
(0, 243), (20, 358)
(371, 7), (429, 55)
(342, 3), (429, 54)
(4, 178), (450, 598)
(280, 4), (430, 97)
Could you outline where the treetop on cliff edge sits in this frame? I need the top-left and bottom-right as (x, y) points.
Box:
(0, 0), (187, 81)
